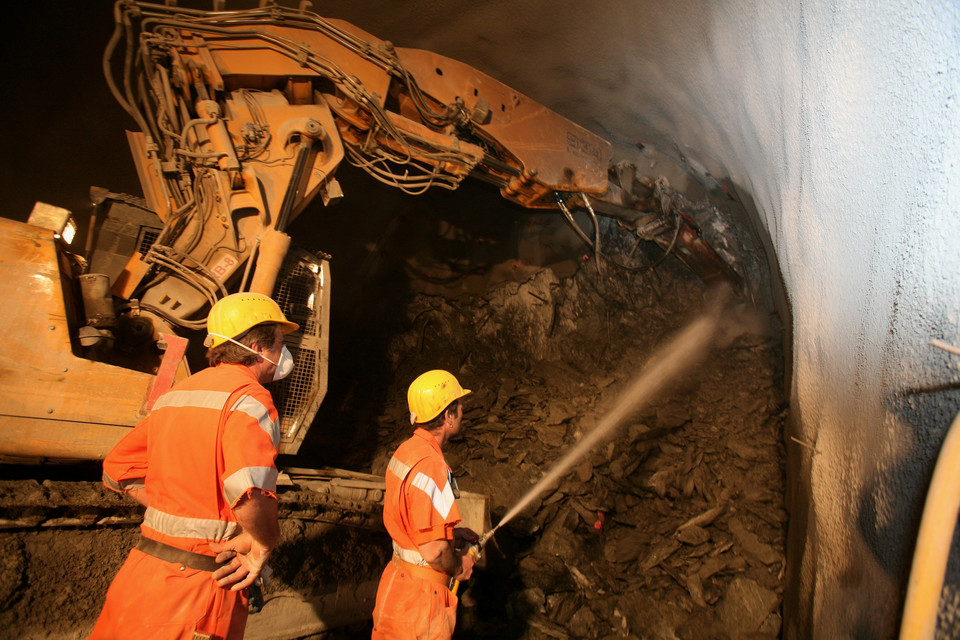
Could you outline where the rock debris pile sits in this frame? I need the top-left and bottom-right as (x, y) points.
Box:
(364, 262), (788, 640)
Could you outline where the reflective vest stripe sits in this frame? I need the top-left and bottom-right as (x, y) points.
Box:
(392, 540), (428, 566)
(143, 506), (239, 541)
(231, 395), (280, 448)
(411, 471), (455, 520)
(222, 466), (279, 506)
(387, 456), (412, 481)
(152, 389), (231, 412)
(103, 472), (142, 493)
(151, 389), (279, 448)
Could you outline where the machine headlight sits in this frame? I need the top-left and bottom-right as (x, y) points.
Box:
(28, 202), (77, 246)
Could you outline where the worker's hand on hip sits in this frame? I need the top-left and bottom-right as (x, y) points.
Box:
(454, 544), (477, 582)
(210, 533), (272, 591)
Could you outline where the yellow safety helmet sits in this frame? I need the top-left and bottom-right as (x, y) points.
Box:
(206, 292), (299, 347)
(407, 370), (471, 425)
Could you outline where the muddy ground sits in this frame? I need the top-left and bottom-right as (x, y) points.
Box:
(0, 160), (786, 639)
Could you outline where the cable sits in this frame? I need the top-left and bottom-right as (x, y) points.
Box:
(556, 194), (595, 248)
(130, 5), (476, 175)
(581, 194), (603, 276)
(138, 302), (207, 331)
(144, 245), (228, 305)
(555, 192), (682, 275)
(343, 145), (463, 194)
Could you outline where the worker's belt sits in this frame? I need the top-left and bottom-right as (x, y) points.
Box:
(135, 536), (226, 572)
(391, 555), (455, 590)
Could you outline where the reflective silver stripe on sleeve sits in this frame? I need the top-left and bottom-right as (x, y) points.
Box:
(231, 395), (280, 449)
(119, 478), (145, 492)
(102, 474), (122, 492)
(387, 456), (412, 482)
(103, 473), (144, 494)
(392, 540), (428, 566)
(152, 389), (231, 412)
(411, 471), (455, 519)
(143, 506), (239, 541)
(222, 466), (279, 506)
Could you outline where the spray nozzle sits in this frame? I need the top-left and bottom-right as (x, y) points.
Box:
(477, 528), (496, 548)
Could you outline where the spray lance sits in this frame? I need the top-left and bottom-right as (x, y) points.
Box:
(452, 293), (734, 595)
(450, 529), (495, 595)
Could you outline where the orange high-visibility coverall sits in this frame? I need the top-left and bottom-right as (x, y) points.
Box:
(89, 363), (280, 640)
(372, 428), (463, 640)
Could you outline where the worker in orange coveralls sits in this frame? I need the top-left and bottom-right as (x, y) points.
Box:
(372, 369), (479, 640)
(89, 292), (299, 640)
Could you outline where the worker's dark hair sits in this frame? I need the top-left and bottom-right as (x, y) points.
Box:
(420, 399), (461, 432)
(206, 322), (280, 367)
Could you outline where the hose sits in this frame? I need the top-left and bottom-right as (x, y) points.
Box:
(556, 194), (596, 250)
(104, 3), (151, 135)
(581, 194), (603, 276)
(556, 192), (681, 275)
(899, 341), (960, 639)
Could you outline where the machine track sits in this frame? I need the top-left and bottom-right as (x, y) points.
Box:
(0, 468), (388, 532)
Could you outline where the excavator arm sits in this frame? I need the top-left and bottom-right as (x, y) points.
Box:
(107, 0), (739, 328)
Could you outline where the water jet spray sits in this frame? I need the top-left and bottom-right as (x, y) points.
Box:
(478, 288), (737, 548)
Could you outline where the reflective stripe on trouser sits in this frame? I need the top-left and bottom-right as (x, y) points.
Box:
(88, 548), (248, 640)
(372, 561), (457, 640)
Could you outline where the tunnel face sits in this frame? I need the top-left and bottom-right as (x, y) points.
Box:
(3, 1), (960, 639)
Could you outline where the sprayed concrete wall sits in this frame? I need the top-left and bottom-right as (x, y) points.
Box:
(334, 1), (960, 636)
(2, 1), (959, 637)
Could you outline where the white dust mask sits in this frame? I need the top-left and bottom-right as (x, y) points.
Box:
(208, 333), (295, 381)
(263, 345), (295, 381)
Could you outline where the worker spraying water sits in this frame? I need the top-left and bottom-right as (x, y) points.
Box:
(473, 285), (740, 557)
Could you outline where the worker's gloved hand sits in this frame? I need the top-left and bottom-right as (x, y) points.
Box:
(454, 542), (477, 582)
(209, 533), (272, 592)
(453, 527), (479, 548)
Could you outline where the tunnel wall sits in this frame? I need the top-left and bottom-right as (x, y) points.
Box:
(599, 2), (960, 637)
(365, 1), (960, 637)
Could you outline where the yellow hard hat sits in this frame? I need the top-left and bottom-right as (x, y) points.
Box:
(407, 370), (471, 424)
(207, 292), (299, 347)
